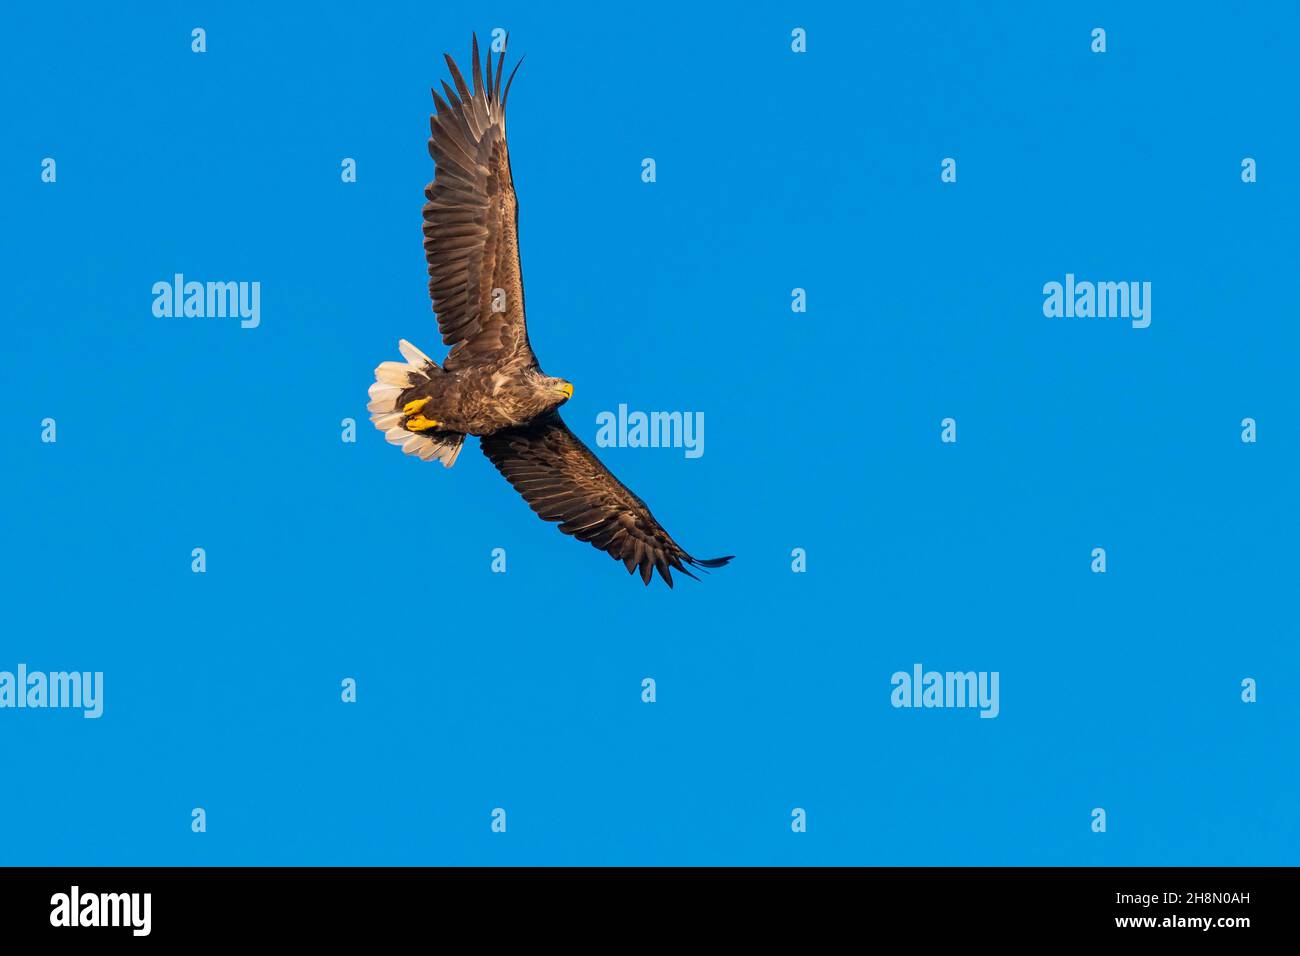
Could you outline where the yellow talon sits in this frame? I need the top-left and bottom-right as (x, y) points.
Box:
(403, 397), (431, 415)
(405, 414), (440, 431)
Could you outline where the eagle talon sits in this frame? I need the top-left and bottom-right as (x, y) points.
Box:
(403, 397), (431, 415)
(405, 414), (440, 431)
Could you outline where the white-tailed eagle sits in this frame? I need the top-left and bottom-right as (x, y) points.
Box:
(368, 36), (732, 587)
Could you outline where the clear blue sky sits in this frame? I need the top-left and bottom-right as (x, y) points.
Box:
(2, 1), (1296, 864)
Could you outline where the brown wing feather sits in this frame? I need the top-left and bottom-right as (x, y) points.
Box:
(425, 35), (532, 372)
(480, 413), (733, 587)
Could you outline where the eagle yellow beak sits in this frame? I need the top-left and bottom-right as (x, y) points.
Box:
(557, 382), (574, 399)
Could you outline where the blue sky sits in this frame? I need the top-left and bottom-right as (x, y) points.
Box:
(1, 1), (1296, 865)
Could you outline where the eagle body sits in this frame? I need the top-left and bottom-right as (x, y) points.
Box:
(390, 360), (566, 437)
(367, 36), (732, 587)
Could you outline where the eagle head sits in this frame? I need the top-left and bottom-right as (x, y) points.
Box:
(548, 377), (574, 403)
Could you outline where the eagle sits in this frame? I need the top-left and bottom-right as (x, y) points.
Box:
(367, 36), (732, 588)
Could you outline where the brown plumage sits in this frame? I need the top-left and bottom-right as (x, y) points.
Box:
(368, 35), (732, 587)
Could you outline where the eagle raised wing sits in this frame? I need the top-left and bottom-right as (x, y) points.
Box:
(481, 413), (734, 588)
(425, 35), (532, 372)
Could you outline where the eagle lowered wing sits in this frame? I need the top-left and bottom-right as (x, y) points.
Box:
(480, 413), (733, 587)
(425, 36), (533, 373)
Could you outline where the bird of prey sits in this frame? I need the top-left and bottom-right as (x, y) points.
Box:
(367, 35), (732, 588)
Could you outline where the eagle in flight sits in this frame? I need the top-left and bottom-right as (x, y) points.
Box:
(368, 36), (732, 587)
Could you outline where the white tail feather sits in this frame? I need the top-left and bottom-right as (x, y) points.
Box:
(398, 339), (433, 366)
(375, 363), (418, 386)
(368, 339), (465, 468)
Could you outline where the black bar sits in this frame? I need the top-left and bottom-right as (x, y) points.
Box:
(0, 866), (1287, 940)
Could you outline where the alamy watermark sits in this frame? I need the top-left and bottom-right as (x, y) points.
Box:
(152, 273), (261, 328)
(1043, 273), (1151, 328)
(595, 404), (704, 459)
(0, 664), (103, 718)
(890, 664), (999, 718)
(50, 886), (150, 936)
